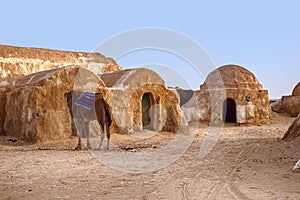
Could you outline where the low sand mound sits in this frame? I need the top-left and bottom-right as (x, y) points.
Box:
(283, 114), (300, 140)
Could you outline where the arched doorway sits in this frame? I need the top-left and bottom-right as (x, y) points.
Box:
(142, 93), (153, 128)
(223, 98), (237, 123)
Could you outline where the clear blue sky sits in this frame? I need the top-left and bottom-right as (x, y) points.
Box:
(1, 0), (299, 98)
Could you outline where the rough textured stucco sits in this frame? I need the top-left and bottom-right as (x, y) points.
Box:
(0, 45), (122, 143)
(202, 64), (263, 90)
(0, 65), (185, 142)
(197, 65), (271, 125)
(100, 68), (185, 134)
(1, 66), (106, 142)
(0, 44), (121, 81)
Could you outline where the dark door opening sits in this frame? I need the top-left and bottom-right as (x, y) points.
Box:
(223, 98), (237, 123)
(142, 93), (153, 128)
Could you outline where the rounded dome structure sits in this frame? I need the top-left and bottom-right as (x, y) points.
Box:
(198, 64), (270, 125)
(99, 68), (182, 133)
(100, 68), (165, 88)
(292, 82), (300, 96)
(202, 64), (262, 90)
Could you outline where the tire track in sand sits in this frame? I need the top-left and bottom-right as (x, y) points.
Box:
(205, 145), (257, 199)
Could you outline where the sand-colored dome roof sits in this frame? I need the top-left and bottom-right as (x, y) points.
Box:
(201, 64), (263, 90)
(100, 68), (165, 88)
(292, 82), (300, 96)
(13, 66), (105, 92)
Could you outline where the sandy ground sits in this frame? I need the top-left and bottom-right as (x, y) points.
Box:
(1, 113), (300, 200)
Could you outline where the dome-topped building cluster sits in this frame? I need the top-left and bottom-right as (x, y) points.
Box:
(0, 45), (184, 144)
(0, 44), (278, 145)
(197, 64), (271, 124)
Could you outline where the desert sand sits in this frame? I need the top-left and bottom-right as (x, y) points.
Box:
(1, 112), (300, 200)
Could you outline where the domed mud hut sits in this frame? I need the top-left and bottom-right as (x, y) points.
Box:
(0, 66), (106, 142)
(0, 45), (122, 143)
(100, 68), (184, 134)
(197, 64), (271, 124)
